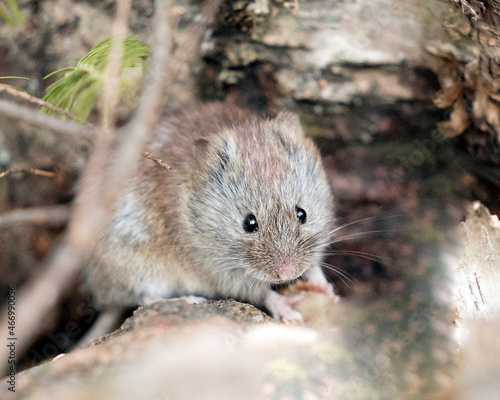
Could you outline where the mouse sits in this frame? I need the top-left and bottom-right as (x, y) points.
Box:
(84, 102), (337, 322)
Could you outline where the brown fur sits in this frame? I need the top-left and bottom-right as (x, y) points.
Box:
(85, 103), (335, 311)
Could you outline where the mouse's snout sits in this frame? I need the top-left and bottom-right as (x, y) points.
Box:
(274, 254), (300, 281)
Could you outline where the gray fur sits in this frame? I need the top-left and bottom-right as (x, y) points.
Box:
(85, 103), (335, 310)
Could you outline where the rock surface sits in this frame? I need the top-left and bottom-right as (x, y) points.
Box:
(9, 299), (329, 400)
(7, 201), (500, 399)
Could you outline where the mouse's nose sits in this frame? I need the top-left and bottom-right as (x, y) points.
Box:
(274, 255), (300, 281)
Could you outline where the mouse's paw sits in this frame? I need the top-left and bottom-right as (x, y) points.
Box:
(304, 266), (340, 302)
(264, 290), (304, 323)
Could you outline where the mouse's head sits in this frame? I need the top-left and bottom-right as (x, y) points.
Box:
(184, 112), (335, 286)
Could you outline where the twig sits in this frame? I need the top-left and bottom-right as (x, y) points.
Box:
(100, 0), (132, 130)
(0, 0), (224, 375)
(97, 0), (174, 216)
(0, 0), (171, 374)
(0, 167), (55, 179)
(0, 99), (93, 142)
(0, 205), (71, 228)
(141, 151), (171, 170)
(0, 84), (73, 119)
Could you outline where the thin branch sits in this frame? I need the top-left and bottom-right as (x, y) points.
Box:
(0, 99), (93, 142)
(0, 0), (172, 374)
(96, 0), (174, 216)
(0, 0), (224, 375)
(0, 167), (55, 179)
(0, 83), (73, 119)
(100, 0), (132, 130)
(141, 151), (171, 170)
(0, 205), (71, 228)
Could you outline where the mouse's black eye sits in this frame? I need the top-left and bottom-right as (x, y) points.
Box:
(296, 207), (307, 224)
(243, 214), (259, 233)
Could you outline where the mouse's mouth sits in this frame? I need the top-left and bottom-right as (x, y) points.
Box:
(255, 266), (308, 285)
(270, 277), (301, 291)
(270, 275), (301, 284)
(252, 270), (300, 285)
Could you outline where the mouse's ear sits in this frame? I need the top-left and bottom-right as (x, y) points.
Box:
(212, 131), (238, 168)
(193, 138), (211, 158)
(272, 112), (305, 140)
(193, 132), (237, 169)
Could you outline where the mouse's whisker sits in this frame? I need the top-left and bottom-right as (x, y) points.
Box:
(168, 257), (241, 275)
(152, 243), (230, 252)
(199, 264), (243, 280)
(315, 229), (396, 249)
(166, 257), (221, 269)
(318, 262), (359, 287)
(247, 276), (260, 300)
(173, 256), (241, 267)
(224, 269), (254, 300)
(325, 212), (405, 237)
(323, 249), (390, 264)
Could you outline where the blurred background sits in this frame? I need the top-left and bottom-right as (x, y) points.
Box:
(0, 0), (499, 398)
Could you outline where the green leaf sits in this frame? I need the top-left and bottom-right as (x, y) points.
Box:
(1, 0), (25, 26)
(42, 36), (150, 123)
(43, 67), (76, 80)
(0, 76), (29, 80)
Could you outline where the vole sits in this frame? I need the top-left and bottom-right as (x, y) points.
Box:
(85, 103), (336, 321)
